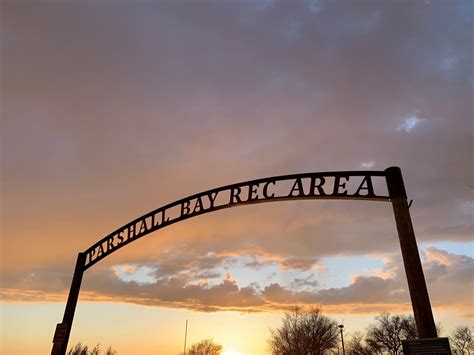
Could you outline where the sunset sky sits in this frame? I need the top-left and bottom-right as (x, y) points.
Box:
(1, 1), (473, 354)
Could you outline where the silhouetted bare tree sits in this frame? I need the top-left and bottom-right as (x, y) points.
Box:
(450, 326), (473, 354)
(268, 306), (339, 355)
(67, 342), (117, 355)
(68, 343), (89, 355)
(346, 331), (371, 355)
(188, 339), (223, 355)
(365, 313), (418, 355)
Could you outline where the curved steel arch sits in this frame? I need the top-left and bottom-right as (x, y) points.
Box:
(52, 167), (438, 355)
(83, 170), (388, 270)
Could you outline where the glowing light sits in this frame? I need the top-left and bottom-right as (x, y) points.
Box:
(222, 348), (240, 355)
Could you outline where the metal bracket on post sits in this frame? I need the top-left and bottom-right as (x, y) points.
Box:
(385, 167), (437, 339)
(52, 252), (86, 355)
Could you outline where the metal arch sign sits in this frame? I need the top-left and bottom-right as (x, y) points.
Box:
(84, 170), (387, 270)
(52, 167), (438, 355)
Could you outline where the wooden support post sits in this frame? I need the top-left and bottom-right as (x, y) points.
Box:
(385, 167), (437, 339)
(52, 252), (86, 355)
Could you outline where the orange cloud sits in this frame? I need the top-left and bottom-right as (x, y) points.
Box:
(1, 247), (472, 318)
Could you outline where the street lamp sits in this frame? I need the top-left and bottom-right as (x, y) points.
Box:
(338, 324), (345, 355)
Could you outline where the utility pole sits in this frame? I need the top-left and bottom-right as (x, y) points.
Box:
(183, 319), (188, 355)
(339, 324), (345, 355)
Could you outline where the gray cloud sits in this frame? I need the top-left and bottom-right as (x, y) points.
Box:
(291, 274), (319, 291)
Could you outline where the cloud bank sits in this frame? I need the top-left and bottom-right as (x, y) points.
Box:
(2, 247), (472, 317)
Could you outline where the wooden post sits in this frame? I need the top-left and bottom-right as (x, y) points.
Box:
(52, 252), (86, 355)
(385, 167), (437, 339)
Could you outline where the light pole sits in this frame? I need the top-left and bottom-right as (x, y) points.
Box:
(338, 324), (345, 355)
(183, 319), (188, 355)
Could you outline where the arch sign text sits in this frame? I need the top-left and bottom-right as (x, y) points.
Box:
(51, 167), (439, 355)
